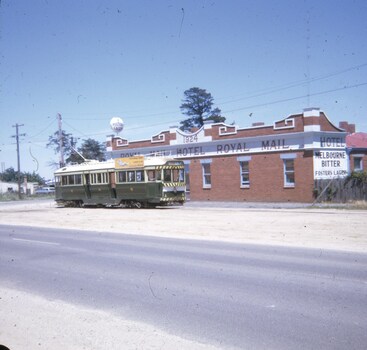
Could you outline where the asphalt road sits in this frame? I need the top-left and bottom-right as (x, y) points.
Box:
(1, 224), (367, 349)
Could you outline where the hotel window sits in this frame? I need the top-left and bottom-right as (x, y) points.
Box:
(283, 159), (295, 187)
(184, 161), (191, 193)
(200, 159), (212, 189)
(281, 154), (297, 187)
(240, 162), (250, 187)
(238, 156), (251, 188)
(353, 156), (363, 172)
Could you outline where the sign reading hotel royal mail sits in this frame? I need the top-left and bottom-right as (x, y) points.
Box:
(114, 156), (144, 169)
(113, 137), (294, 159)
(112, 132), (303, 159)
(313, 136), (348, 179)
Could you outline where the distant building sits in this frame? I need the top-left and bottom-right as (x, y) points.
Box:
(106, 108), (363, 203)
(0, 181), (38, 195)
(346, 129), (367, 173)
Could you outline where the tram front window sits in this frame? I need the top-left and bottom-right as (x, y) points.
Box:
(173, 169), (184, 182)
(163, 169), (171, 182)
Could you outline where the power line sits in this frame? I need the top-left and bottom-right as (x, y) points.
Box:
(26, 118), (56, 139)
(59, 62), (367, 121)
(216, 62), (367, 106)
(222, 82), (367, 114)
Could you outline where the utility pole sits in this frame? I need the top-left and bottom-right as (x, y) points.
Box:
(12, 123), (26, 199)
(57, 113), (65, 167)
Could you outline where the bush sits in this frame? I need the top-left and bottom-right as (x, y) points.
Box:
(344, 171), (367, 188)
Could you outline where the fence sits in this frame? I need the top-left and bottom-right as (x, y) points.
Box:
(313, 178), (367, 203)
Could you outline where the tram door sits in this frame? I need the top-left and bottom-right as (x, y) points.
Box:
(84, 174), (91, 199)
(110, 172), (117, 198)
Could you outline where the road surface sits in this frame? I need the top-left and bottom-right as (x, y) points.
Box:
(1, 224), (367, 349)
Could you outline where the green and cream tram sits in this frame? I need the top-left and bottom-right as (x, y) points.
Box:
(54, 156), (186, 208)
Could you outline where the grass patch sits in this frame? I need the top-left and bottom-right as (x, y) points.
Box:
(312, 200), (367, 210)
(0, 193), (55, 202)
(0, 192), (21, 201)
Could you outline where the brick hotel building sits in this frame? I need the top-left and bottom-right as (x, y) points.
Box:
(106, 108), (365, 203)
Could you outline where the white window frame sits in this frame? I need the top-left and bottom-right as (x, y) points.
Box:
(353, 156), (363, 172)
(200, 159), (212, 189)
(281, 154), (297, 188)
(91, 172), (108, 184)
(238, 156), (251, 188)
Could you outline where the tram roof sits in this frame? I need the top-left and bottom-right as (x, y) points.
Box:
(54, 156), (181, 175)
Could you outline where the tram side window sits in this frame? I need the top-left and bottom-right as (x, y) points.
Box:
(91, 172), (108, 184)
(127, 171), (135, 182)
(64, 174), (83, 185)
(118, 171), (127, 183)
(75, 174), (82, 184)
(147, 170), (156, 181)
(62, 176), (68, 186)
(136, 170), (144, 182)
(68, 175), (75, 185)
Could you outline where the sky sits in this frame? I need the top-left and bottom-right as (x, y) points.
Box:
(1, 0), (366, 180)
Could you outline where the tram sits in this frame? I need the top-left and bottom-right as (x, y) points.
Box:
(54, 156), (186, 208)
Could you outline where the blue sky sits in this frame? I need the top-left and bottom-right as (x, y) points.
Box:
(1, 0), (366, 180)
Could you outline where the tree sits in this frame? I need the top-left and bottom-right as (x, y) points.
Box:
(78, 138), (106, 162)
(0, 167), (18, 182)
(179, 87), (226, 131)
(23, 171), (45, 184)
(46, 130), (75, 165)
(0, 167), (45, 184)
(47, 131), (106, 165)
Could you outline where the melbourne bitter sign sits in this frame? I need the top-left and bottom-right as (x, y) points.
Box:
(313, 136), (348, 179)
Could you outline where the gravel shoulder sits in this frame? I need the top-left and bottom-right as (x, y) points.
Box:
(0, 199), (366, 252)
(1, 199), (366, 350)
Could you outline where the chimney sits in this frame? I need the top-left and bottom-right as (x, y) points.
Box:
(252, 122), (265, 127)
(339, 121), (356, 134)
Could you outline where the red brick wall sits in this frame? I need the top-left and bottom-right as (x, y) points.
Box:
(188, 151), (314, 202)
(319, 112), (343, 132)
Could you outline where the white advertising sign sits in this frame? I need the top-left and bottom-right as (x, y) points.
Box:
(313, 150), (348, 179)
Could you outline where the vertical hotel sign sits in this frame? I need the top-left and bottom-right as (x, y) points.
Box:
(314, 136), (348, 179)
(114, 156), (144, 169)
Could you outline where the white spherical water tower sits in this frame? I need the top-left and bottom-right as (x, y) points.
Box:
(110, 117), (124, 135)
